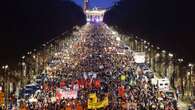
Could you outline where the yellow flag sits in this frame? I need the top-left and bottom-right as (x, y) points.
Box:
(88, 93), (98, 109)
(96, 96), (109, 108)
(88, 93), (109, 109)
(120, 75), (126, 81)
(0, 92), (4, 105)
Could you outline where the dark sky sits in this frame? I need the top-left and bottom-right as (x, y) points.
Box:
(0, 0), (86, 67)
(0, 0), (118, 67)
(72, 0), (119, 8)
(104, 0), (195, 63)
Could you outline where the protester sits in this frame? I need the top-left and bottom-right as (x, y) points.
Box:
(17, 23), (178, 110)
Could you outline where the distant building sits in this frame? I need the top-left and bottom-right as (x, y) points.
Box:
(83, 0), (106, 23)
(85, 7), (106, 23)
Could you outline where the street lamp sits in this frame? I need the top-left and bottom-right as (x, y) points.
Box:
(178, 58), (184, 63)
(156, 53), (160, 57)
(189, 63), (193, 67)
(33, 55), (36, 59)
(2, 65), (8, 70)
(22, 56), (25, 59)
(33, 49), (37, 52)
(168, 53), (174, 58)
(155, 53), (160, 73)
(162, 50), (166, 54)
(27, 51), (32, 55)
(167, 53), (174, 78)
(144, 45), (148, 49)
(144, 40), (147, 44)
(42, 43), (46, 47)
(2, 64), (8, 109)
(188, 63), (194, 96)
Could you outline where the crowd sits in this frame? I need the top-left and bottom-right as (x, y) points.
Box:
(17, 23), (178, 110)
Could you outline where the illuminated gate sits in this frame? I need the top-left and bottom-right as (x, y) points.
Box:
(85, 8), (106, 23)
(83, 0), (106, 23)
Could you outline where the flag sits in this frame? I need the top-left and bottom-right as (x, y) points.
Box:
(95, 80), (101, 88)
(118, 86), (125, 97)
(120, 75), (126, 81)
(88, 93), (109, 109)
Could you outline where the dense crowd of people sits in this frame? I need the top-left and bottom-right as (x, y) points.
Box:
(17, 23), (179, 110)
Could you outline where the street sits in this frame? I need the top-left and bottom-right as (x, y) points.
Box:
(2, 23), (184, 110)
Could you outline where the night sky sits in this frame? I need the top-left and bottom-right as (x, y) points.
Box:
(0, 0), (119, 67)
(0, 0), (86, 67)
(72, 0), (119, 8)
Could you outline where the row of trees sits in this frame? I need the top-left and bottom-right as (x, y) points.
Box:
(104, 0), (195, 99)
(121, 34), (194, 98)
(104, 0), (195, 63)
(0, 0), (86, 107)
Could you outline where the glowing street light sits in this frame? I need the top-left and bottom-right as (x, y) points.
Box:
(162, 50), (166, 53)
(2, 65), (8, 70)
(188, 63), (194, 96)
(42, 43), (46, 47)
(22, 56), (25, 59)
(144, 40), (147, 44)
(168, 53), (174, 58)
(156, 53), (160, 57)
(33, 55), (36, 59)
(116, 37), (121, 41)
(189, 63), (193, 67)
(27, 51), (32, 55)
(2, 64), (9, 108)
(112, 31), (117, 35)
(178, 58), (184, 62)
(22, 62), (25, 66)
(54, 53), (58, 57)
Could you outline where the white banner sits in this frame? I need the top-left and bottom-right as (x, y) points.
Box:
(134, 52), (146, 63)
(56, 88), (78, 99)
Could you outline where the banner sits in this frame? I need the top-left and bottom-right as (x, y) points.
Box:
(88, 93), (109, 109)
(118, 86), (125, 97)
(88, 93), (97, 104)
(0, 92), (4, 105)
(56, 88), (78, 99)
(134, 52), (146, 63)
(96, 96), (109, 108)
(95, 80), (101, 88)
